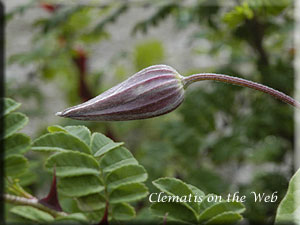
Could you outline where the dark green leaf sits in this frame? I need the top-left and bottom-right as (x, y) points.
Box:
(106, 165), (147, 191)
(4, 133), (31, 157)
(198, 201), (245, 223)
(10, 206), (54, 223)
(112, 203), (135, 220)
(110, 183), (148, 203)
(205, 212), (243, 225)
(153, 177), (199, 215)
(100, 147), (138, 174)
(4, 112), (28, 139)
(151, 202), (198, 224)
(32, 132), (91, 154)
(5, 155), (28, 177)
(45, 151), (100, 177)
(76, 193), (106, 212)
(58, 175), (104, 197)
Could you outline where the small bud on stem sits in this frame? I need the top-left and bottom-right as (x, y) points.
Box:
(56, 65), (299, 121)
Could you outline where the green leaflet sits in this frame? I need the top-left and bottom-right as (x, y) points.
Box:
(5, 155), (28, 177)
(94, 142), (124, 157)
(4, 133), (31, 157)
(109, 183), (149, 204)
(45, 151), (100, 177)
(58, 175), (104, 197)
(111, 203), (136, 220)
(90, 132), (114, 155)
(151, 202), (198, 224)
(55, 213), (88, 222)
(100, 147), (138, 174)
(10, 206), (54, 223)
(4, 112), (28, 139)
(150, 178), (245, 224)
(48, 125), (91, 146)
(198, 201), (245, 223)
(3, 98), (21, 116)
(153, 177), (199, 216)
(76, 193), (106, 212)
(275, 168), (300, 224)
(106, 164), (148, 191)
(32, 132), (91, 154)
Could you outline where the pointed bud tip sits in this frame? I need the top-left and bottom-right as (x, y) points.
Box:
(55, 111), (63, 117)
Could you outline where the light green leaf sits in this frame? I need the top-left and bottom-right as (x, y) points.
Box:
(199, 194), (221, 212)
(5, 155), (28, 177)
(100, 147), (138, 174)
(4, 133), (31, 157)
(76, 193), (106, 212)
(47, 125), (66, 133)
(58, 175), (104, 197)
(45, 151), (100, 177)
(112, 203), (136, 220)
(4, 98), (21, 116)
(151, 202), (198, 224)
(94, 142), (124, 157)
(10, 206), (54, 223)
(205, 212), (243, 225)
(153, 177), (199, 215)
(90, 132), (113, 155)
(64, 126), (91, 146)
(198, 201), (245, 223)
(106, 165), (147, 191)
(32, 132), (91, 154)
(4, 112), (28, 139)
(275, 168), (300, 224)
(55, 213), (88, 222)
(110, 183), (149, 204)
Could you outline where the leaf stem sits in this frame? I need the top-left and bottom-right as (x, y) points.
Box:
(3, 194), (67, 218)
(183, 73), (300, 109)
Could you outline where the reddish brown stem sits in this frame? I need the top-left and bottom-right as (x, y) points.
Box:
(183, 73), (300, 109)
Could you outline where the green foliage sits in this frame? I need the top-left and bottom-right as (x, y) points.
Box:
(11, 206), (54, 223)
(150, 178), (245, 224)
(275, 168), (300, 224)
(134, 40), (165, 70)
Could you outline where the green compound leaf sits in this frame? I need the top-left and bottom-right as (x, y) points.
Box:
(5, 154), (28, 177)
(205, 212), (243, 225)
(58, 175), (104, 197)
(198, 201), (245, 223)
(4, 133), (31, 157)
(10, 206), (54, 223)
(151, 202), (198, 224)
(100, 147), (138, 174)
(32, 132), (91, 154)
(153, 177), (199, 215)
(106, 164), (148, 192)
(94, 142), (124, 157)
(90, 132), (114, 155)
(110, 183), (149, 204)
(3, 98), (21, 116)
(76, 193), (106, 212)
(112, 202), (136, 220)
(275, 168), (300, 224)
(45, 151), (100, 177)
(4, 112), (28, 139)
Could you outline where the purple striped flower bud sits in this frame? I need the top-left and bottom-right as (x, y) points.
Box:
(56, 65), (185, 121)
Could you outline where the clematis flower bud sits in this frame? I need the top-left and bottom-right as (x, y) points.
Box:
(56, 65), (185, 121)
(56, 64), (300, 121)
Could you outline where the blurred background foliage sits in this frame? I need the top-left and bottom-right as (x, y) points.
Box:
(6, 0), (295, 223)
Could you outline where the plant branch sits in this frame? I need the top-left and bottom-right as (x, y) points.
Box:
(3, 194), (67, 218)
(183, 73), (300, 108)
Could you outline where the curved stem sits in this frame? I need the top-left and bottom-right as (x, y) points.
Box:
(183, 73), (300, 109)
(3, 194), (67, 218)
